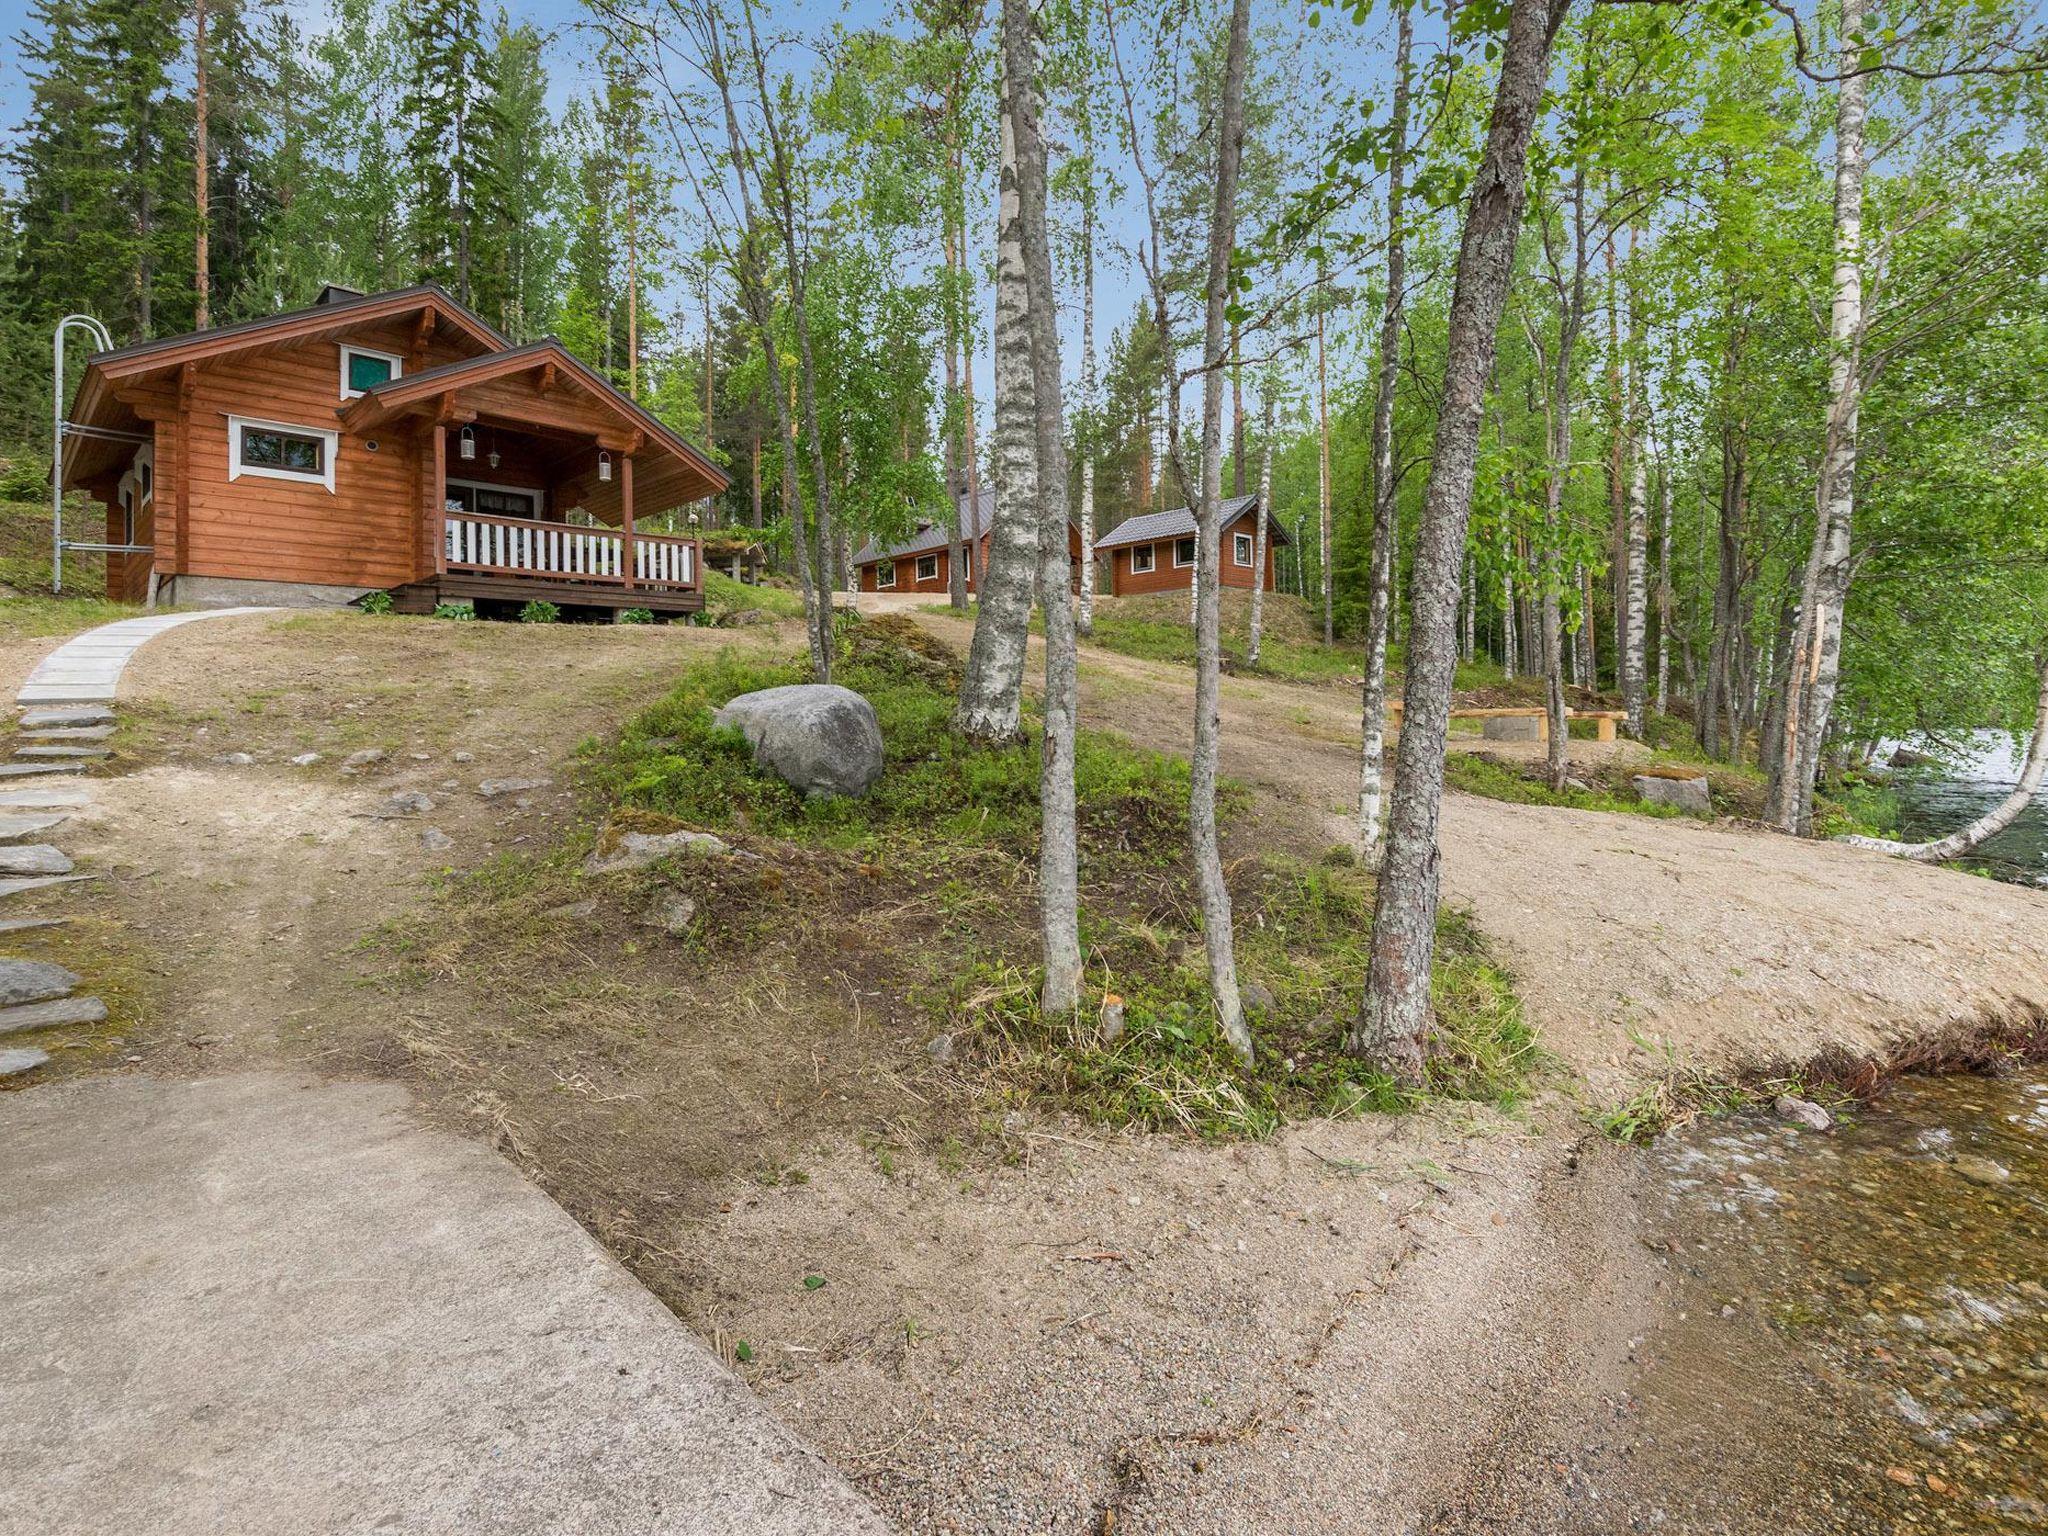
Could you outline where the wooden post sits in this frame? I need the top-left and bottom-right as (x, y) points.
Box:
(174, 363), (195, 575)
(620, 452), (635, 589)
(430, 422), (447, 575)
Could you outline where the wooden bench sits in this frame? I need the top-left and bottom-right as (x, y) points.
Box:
(1386, 701), (1629, 743)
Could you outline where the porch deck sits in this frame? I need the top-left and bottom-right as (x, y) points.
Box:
(391, 511), (704, 617)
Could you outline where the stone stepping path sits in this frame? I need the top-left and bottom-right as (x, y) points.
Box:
(0, 814), (69, 842)
(5, 610), (272, 1079)
(0, 846), (74, 876)
(17, 608), (273, 705)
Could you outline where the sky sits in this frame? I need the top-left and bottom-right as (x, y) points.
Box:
(0, 0), (1420, 437)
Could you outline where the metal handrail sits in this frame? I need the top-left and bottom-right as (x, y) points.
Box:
(51, 313), (117, 595)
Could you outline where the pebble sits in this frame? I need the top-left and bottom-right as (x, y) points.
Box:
(927, 1033), (956, 1064)
(543, 899), (598, 921)
(1950, 1155), (2011, 1186)
(212, 752), (255, 766)
(478, 776), (552, 799)
(375, 790), (435, 817)
(640, 888), (697, 935)
(1774, 1094), (1833, 1132)
(421, 827), (455, 853)
(453, 751), (475, 764)
(341, 748), (387, 773)
(290, 752), (322, 767)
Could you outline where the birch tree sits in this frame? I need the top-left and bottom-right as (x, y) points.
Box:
(1358, 0), (1414, 861)
(999, 0), (1082, 1015)
(1351, 0), (1573, 1079)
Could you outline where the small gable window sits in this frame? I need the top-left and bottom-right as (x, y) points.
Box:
(229, 415), (338, 493)
(1233, 531), (1254, 566)
(1130, 544), (1156, 574)
(340, 345), (403, 400)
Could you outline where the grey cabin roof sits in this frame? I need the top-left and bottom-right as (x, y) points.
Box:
(1092, 495), (1288, 550)
(852, 489), (996, 568)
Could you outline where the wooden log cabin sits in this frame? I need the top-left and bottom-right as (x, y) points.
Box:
(1091, 495), (1288, 597)
(58, 284), (728, 619)
(853, 488), (1084, 595)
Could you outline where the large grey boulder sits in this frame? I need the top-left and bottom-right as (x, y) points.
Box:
(585, 829), (735, 875)
(713, 684), (884, 799)
(1634, 772), (1712, 816)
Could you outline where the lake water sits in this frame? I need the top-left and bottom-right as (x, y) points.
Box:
(1888, 732), (2048, 885)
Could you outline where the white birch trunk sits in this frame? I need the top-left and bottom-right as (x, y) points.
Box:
(1844, 645), (2048, 863)
(1248, 396), (1273, 666)
(1077, 100), (1098, 640)
(955, 70), (1042, 742)
(1622, 415), (1649, 737)
(1656, 446), (1672, 717)
(1359, 0), (1413, 862)
(1317, 301), (1334, 646)
(1001, 0), (1080, 1014)
(1191, 0), (1255, 1063)
(1501, 569), (1518, 680)
(1773, 0), (1867, 833)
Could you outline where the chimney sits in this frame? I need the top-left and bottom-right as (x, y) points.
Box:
(316, 284), (366, 307)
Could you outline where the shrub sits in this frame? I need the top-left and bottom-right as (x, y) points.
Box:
(358, 591), (395, 615)
(432, 601), (476, 621)
(617, 607), (655, 625)
(0, 457), (46, 500)
(519, 599), (560, 624)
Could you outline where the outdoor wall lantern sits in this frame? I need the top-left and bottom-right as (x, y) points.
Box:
(598, 450), (613, 482)
(458, 424), (477, 461)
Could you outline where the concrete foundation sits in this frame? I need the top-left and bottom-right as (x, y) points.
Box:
(159, 573), (373, 610)
(1482, 714), (1545, 743)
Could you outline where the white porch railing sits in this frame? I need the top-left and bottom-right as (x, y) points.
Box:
(444, 512), (697, 591)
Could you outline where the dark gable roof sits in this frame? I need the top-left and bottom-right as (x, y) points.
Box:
(1093, 494), (1288, 550)
(82, 282), (509, 373)
(852, 489), (996, 567)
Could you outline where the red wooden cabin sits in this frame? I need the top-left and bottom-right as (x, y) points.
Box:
(58, 284), (728, 619)
(1092, 495), (1288, 597)
(854, 489), (1082, 595)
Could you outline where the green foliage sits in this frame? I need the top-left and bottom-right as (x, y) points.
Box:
(431, 601), (475, 621)
(1443, 752), (1685, 818)
(0, 459), (46, 501)
(517, 599), (559, 624)
(593, 618), (1193, 856)
(701, 570), (804, 624)
(616, 607), (655, 625)
(358, 591), (396, 615)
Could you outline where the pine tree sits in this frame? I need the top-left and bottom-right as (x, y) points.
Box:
(470, 15), (564, 340)
(400, 0), (484, 301)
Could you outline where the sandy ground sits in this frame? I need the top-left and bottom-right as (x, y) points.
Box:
(905, 611), (2048, 1100)
(12, 604), (2048, 1533)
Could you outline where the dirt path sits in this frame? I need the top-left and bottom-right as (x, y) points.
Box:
(916, 610), (2048, 1097)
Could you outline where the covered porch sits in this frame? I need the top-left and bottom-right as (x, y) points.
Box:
(341, 340), (723, 619)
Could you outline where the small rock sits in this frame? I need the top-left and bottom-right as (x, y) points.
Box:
(290, 752), (322, 767)
(341, 748), (387, 773)
(640, 888), (698, 935)
(374, 790), (435, 818)
(926, 1032), (956, 1064)
(0, 1047), (50, 1077)
(543, 899), (598, 921)
(478, 776), (551, 799)
(1564, 777), (1594, 793)
(585, 829), (733, 874)
(408, 752), (431, 762)
(421, 827), (454, 853)
(0, 844), (73, 877)
(453, 751), (475, 764)
(1950, 1155), (2011, 1186)
(0, 994), (108, 1036)
(212, 751), (255, 766)
(1774, 1093), (1833, 1132)
(1242, 980), (1277, 1017)
(1100, 996), (1126, 1046)
(0, 958), (81, 1008)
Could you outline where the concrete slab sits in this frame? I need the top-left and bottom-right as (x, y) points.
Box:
(0, 785), (91, 810)
(0, 1072), (892, 1536)
(15, 608), (277, 705)
(0, 874), (96, 899)
(0, 814), (69, 842)
(17, 708), (114, 729)
(18, 726), (115, 741)
(0, 845), (73, 876)
(0, 761), (86, 777)
(0, 994), (106, 1036)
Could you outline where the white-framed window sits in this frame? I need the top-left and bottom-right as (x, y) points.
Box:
(916, 552), (940, 583)
(1174, 535), (1197, 567)
(228, 415), (337, 493)
(339, 344), (404, 400)
(445, 479), (540, 518)
(1130, 544), (1156, 574)
(1233, 531), (1254, 567)
(876, 560), (897, 588)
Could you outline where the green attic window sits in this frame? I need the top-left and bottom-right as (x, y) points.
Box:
(342, 346), (400, 397)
